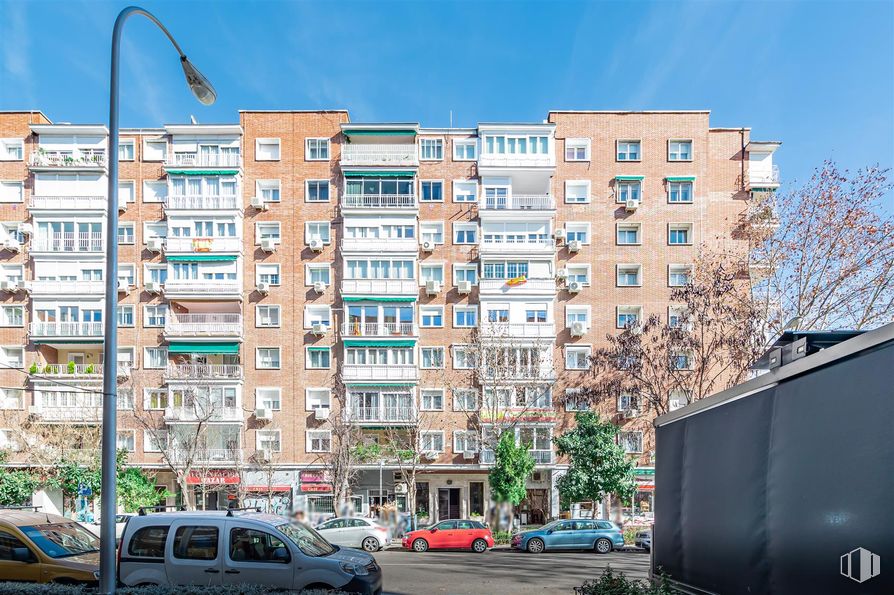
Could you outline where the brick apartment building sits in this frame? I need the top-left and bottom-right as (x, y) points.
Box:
(0, 109), (780, 521)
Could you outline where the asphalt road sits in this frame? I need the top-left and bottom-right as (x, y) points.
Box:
(376, 546), (651, 595)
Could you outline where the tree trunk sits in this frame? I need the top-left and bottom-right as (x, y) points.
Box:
(178, 475), (194, 511)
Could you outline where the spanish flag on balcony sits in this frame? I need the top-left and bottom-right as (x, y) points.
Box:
(506, 275), (527, 286)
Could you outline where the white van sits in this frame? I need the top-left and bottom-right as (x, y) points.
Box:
(118, 510), (382, 594)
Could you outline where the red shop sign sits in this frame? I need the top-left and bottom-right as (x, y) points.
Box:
(301, 483), (332, 493)
(300, 470), (330, 483)
(186, 470), (240, 485)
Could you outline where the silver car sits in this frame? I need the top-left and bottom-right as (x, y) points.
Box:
(635, 529), (651, 551)
(316, 517), (391, 552)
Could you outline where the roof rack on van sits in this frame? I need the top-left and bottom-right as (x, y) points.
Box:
(225, 507), (262, 517)
(138, 505), (187, 516)
(0, 506), (42, 511)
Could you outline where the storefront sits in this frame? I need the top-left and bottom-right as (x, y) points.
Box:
(187, 469), (240, 510)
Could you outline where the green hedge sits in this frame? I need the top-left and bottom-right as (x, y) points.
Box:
(0, 584), (343, 595)
(575, 568), (674, 595)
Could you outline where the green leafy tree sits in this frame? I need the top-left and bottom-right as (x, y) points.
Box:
(118, 466), (170, 513)
(0, 469), (40, 506)
(488, 431), (535, 530)
(553, 412), (636, 517)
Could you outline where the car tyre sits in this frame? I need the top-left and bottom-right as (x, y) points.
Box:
(527, 538), (545, 554)
(362, 536), (380, 552)
(412, 538), (429, 552)
(595, 538), (613, 554)
(472, 538), (488, 553)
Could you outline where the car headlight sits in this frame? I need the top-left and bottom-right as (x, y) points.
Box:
(339, 562), (369, 576)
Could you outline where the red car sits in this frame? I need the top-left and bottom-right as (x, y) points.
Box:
(402, 519), (494, 553)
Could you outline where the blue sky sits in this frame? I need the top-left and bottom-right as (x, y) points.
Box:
(2, 0), (893, 191)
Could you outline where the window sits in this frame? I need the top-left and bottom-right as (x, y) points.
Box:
(118, 181), (135, 207)
(619, 431), (643, 453)
(564, 388), (589, 412)
(306, 388), (331, 411)
(668, 265), (692, 287)
(306, 180), (330, 202)
(117, 305), (134, 327)
(256, 138), (280, 161)
(143, 139), (166, 161)
(565, 345), (591, 370)
(145, 264), (167, 286)
(617, 264), (642, 287)
(668, 181), (693, 203)
(0, 388), (23, 409)
(307, 430), (331, 453)
(452, 180), (478, 203)
(453, 223), (478, 244)
(617, 393), (640, 412)
(143, 347), (168, 369)
(256, 222), (281, 244)
(142, 180), (167, 203)
(451, 345), (475, 369)
(143, 429), (167, 452)
(485, 305), (509, 323)
(0, 306), (23, 327)
(668, 140), (692, 161)
(305, 221), (331, 244)
(420, 306), (443, 328)
(305, 138), (330, 161)
(144, 389), (167, 410)
(454, 306), (478, 328)
(567, 264), (591, 286)
(256, 305), (281, 327)
(118, 264), (136, 287)
(143, 304), (167, 327)
(420, 431), (445, 452)
(421, 347), (445, 369)
(304, 305), (331, 328)
(420, 263), (444, 285)
(564, 138), (590, 161)
(565, 222), (590, 244)
(453, 265), (477, 287)
(118, 388), (135, 410)
(0, 182), (23, 203)
(453, 389), (478, 411)
(565, 180), (590, 204)
(616, 180), (641, 203)
(0, 222), (23, 244)
(617, 306), (642, 329)
(118, 223), (136, 244)
(306, 264), (331, 286)
(228, 527), (289, 563)
(525, 304), (548, 323)
(127, 526), (169, 558)
(565, 305), (590, 329)
(256, 430), (282, 452)
(306, 348), (330, 369)
(617, 140), (641, 161)
(0, 139), (24, 161)
(0, 265), (22, 283)
(420, 222), (444, 244)
(118, 347), (136, 370)
(421, 389), (444, 411)
(454, 430), (479, 453)
(0, 347), (23, 369)
(420, 181), (443, 202)
(118, 139), (135, 161)
(669, 224), (692, 245)
(671, 352), (692, 370)
(257, 347), (281, 369)
(173, 526), (219, 560)
(256, 264), (281, 286)
(669, 389), (691, 411)
(617, 223), (641, 245)
(256, 179), (281, 203)
(116, 430), (135, 452)
(419, 138), (443, 160)
(453, 140), (476, 161)
(668, 306), (689, 330)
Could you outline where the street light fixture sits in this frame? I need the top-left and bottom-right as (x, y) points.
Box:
(101, 7), (215, 593)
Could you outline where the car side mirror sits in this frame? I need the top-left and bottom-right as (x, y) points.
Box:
(430, 528), (437, 533)
(12, 547), (34, 563)
(546, 529), (553, 535)
(272, 547), (289, 562)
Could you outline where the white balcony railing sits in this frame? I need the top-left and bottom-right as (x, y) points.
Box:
(342, 238), (418, 252)
(480, 449), (553, 465)
(166, 195), (241, 210)
(32, 406), (102, 423)
(341, 144), (418, 166)
(479, 322), (556, 338)
(29, 196), (107, 210)
(164, 237), (242, 253)
(342, 194), (418, 209)
(165, 313), (243, 337)
(163, 281), (242, 297)
(478, 278), (558, 293)
(480, 194), (555, 210)
(747, 164), (781, 187)
(32, 233), (104, 253)
(31, 363), (104, 377)
(478, 154), (554, 168)
(165, 153), (242, 167)
(164, 406), (243, 423)
(341, 279), (418, 296)
(30, 321), (103, 338)
(169, 448), (243, 464)
(347, 407), (416, 423)
(165, 364), (243, 380)
(479, 238), (555, 253)
(28, 280), (105, 295)
(30, 150), (107, 168)
(341, 322), (417, 337)
(341, 365), (418, 382)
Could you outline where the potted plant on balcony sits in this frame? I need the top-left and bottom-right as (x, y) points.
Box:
(67, 361), (76, 375)
(43, 364), (53, 374)
(28, 362), (38, 375)
(85, 364), (95, 374)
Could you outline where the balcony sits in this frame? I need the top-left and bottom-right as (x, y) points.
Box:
(164, 406), (243, 423)
(479, 238), (555, 255)
(478, 278), (557, 294)
(342, 238), (418, 253)
(28, 280), (105, 296)
(480, 409), (558, 424)
(165, 364), (243, 381)
(30, 363), (105, 379)
(341, 144), (418, 166)
(31, 233), (104, 254)
(164, 237), (242, 254)
(30, 321), (103, 340)
(480, 449), (553, 465)
(342, 365), (418, 382)
(165, 313), (243, 338)
(164, 152), (242, 168)
(30, 405), (102, 424)
(480, 194), (555, 211)
(29, 196), (106, 211)
(166, 195), (241, 210)
(163, 281), (242, 301)
(29, 149), (106, 170)
(341, 279), (418, 297)
(341, 322), (418, 338)
(346, 406), (416, 425)
(478, 153), (554, 169)
(746, 164), (781, 190)
(479, 322), (556, 339)
(169, 449), (243, 464)
(342, 195), (418, 209)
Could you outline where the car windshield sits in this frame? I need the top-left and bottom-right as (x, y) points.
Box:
(540, 520), (563, 531)
(276, 521), (336, 557)
(21, 523), (100, 558)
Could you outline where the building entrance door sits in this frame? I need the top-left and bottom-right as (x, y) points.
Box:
(437, 488), (461, 520)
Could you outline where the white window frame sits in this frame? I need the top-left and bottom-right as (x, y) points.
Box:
(565, 345), (592, 370)
(420, 306), (444, 328)
(668, 139), (693, 162)
(144, 388), (168, 411)
(419, 221), (445, 245)
(453, 388), (478, 411)
(668, 264), (692, 287)
(255, 138), (281, 161)
(255, 305), (282, 328)
(420, 431), (445, 453)
(142, 180), (167, 203)
(255, 221), (282, 245)
(143, 304), (167, 328)
(616, 264), (643, 287)
(617, 139), (641, 162)
(564, 388), (590, 412)
(567, 264), (591, 286)
(256, 179), (281, 203)
(305, 264), (332, 287)
(118, 304), (135, 327)
(616, 223), (642, 246)
(452, 222), (478, 244)
(305, 138), (330, 161)
(256, 429), (282, 453)
(143, 347), (168, 369)
(452, 180), (478, 203)
(619, 431), (644, 453)
(617, 305), (643, 329)
(0, 346), (24, 369)
(667, 180), (694, 204)
(256, 347), (282, 370)
(453, 264), (478, 286)
(564, 138), (591, 161)
(117, 430), (136, 452)
(451, 345), (475, 369)
(419, 263), (444, 286)
(564, 180), (591, 204)
(420, 388), (445, 411)
(565, 305), (591, 328)
(0, 139), (25, 161)
(452, 139), (477, 161)
(303, 305), (332, 329)
(305, 179), (330, 203)
(453, 430), (479, 454)
(420, 346), (445, 369)
(306, 347), (331, 370)
(118, 139), (135, 161)
(142, 139), (166, 161)
(565, 222), (590, 245)
(668, 223), (694, 245)
(143, 429), (167, 453)
(420, 180), (444, 202)
(0, 305), (24, 328)
(0, 181), (24, 203)
(305, 388), (331, 411)
(453, 305), (478, 329)
(256, 387), (282, 411)
(117, 222), (135, 245)
(419, 138), (444, 161)
(305, 221), (331, 244)
(306, 430), (332, 453)
(256, 263), (281, 286)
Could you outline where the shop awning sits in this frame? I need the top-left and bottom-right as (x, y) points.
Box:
(343, 339), (416, 347)
(665, 176), (696, 182)
(32, 339), (103, 345)
(342, 296), (416, 302)
(306, 346), (331, 352)
(168, 341), (240, 354)
(344, 130), (416, 137)
(343, 171), (416, 178)
(166, 169), (239, 175)
(615, 175), (645, 181)
(166, 254), (238, 262)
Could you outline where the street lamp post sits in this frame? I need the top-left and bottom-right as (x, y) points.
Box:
(101, 7), (215, 593)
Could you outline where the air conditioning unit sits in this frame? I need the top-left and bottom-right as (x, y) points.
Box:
(251, 196), (269, 210)
(145, 281), (162, 294)
(257, 281), (270, 294)
(421, 240), (435, 252)
(463, 450), (476, 460)
(568, 240), (582, 253)
(117, 280), (130, 294)
(568, 281), (582, 294)
(556, 268), (568, 280)
(625, 198), (640, 212)
(309, 238), (324, 252)
(260, 237), (277, 252)
(623, 408), (639, 419)
(255, 407), (272, 421)
(571, 321), (588, 337)
(312, 323), (328, 336)
(554, 229), (567, 241)
(457, 280), (472, 295)
(394, 482), (408, 494)
(146, 237), (164, 252)
(314, 407), (330, 421)
(0, 280), (17, 292)
(2, 239), (21, 252)
(17, 223), (33, 236)
(119, 200), (127, 212)
(313, 281), (327, 294)
(425, 280), (441, 296)
(17, 280), (29, 293)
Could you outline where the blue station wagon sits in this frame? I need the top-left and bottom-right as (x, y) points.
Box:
(511, 519), (624, 554)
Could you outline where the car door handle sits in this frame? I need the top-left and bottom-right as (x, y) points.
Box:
(204, 568), (220, 574)
(225, 569), (240, 574)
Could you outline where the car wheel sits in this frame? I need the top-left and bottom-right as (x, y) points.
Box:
(527, 538), (545, 554)
(472, 538), (488, 553)
(412, 538), (429, 552)
(362, 536), (380, 552)
(595, 538), (613, 554)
